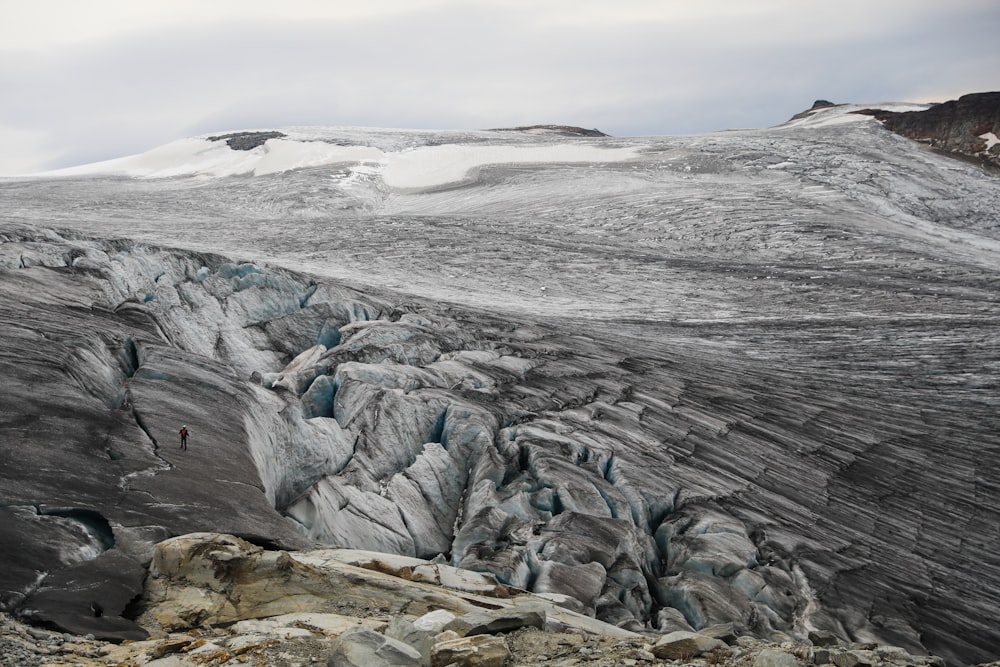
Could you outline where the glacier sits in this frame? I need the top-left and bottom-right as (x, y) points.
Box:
(0, 102), (998, 664)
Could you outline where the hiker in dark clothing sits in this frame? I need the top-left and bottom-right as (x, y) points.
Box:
(179, 425), (189, 450)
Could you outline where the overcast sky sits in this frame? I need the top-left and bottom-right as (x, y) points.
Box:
(1, 0), (997, 175)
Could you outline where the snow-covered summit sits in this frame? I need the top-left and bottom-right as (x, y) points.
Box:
(34, 100), (968, 185)
(776, 100), (932, 129)
(37, 125), (640, 188)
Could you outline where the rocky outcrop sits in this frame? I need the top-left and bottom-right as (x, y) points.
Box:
(488, 125), (609, 137)
(133, 534), (632, 638)
(206, 130), (287, 150)
(786, 99), (838, 121)
(0, 533), (961, 666)
(856, 92), (1000, 167)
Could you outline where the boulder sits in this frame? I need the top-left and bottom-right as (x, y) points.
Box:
(809, 629), (841, 647)
(327, 626), (421, 667)
(386, 615), (437, 666)
(431, 634), (511, 667)
(412, 610), (457, 633)
(651, 630), (727, 660)
(754, 648), (800, 667)
(445, 607), (545, 637)
(830, 650), (873, 667)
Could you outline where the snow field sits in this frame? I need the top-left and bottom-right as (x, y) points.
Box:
(41, 133), (640, 189)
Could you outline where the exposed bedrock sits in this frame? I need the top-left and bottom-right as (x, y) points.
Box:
(0, 223), (998, 664)
(131, 532), (638, 640)
(206, 130), (287, 151)
(856, 91), (1000, 168)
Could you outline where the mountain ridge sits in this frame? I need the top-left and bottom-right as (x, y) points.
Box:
(854, 91), (1000, 169)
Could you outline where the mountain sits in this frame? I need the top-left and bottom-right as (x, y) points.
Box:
(1, 96), (998, 665)
(854, 92), (1000, 169)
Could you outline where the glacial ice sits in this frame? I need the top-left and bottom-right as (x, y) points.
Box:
(1, 104), (999, 663)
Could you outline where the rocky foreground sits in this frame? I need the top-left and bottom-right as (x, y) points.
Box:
(1, 533), (983, 667)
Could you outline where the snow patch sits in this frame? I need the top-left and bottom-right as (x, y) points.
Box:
(779, 102), (931, 129)
(41, 138), (254, 178)
(255, 140), (383, 176)
(980, 132), (999, 150)
(380, 143), (638, 189)
(37, 132), (639, 190)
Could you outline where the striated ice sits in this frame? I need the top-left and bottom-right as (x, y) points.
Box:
(1, 104), (999, 663)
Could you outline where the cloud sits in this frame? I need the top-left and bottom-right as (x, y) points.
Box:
(0, 0), (997, 172)
(0, 0), (456, 50)
(0, 127), (61, 175)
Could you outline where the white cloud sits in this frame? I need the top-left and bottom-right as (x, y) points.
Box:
(5, 0), (995, 50)
(0, 0), (455, 50)
(0, 127), (59, 176)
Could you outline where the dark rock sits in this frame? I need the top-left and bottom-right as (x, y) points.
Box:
(855, 92), (1000, 167)
(488, 124), (609, 137)
(206, 131), (286, 151)
(19, 550), (148, 642)
(787, 100), (840, 121)
(814, 648), (833, 665)
(809, 630), (841, 647)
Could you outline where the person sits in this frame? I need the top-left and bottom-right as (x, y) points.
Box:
(179, 425), (189, 450)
